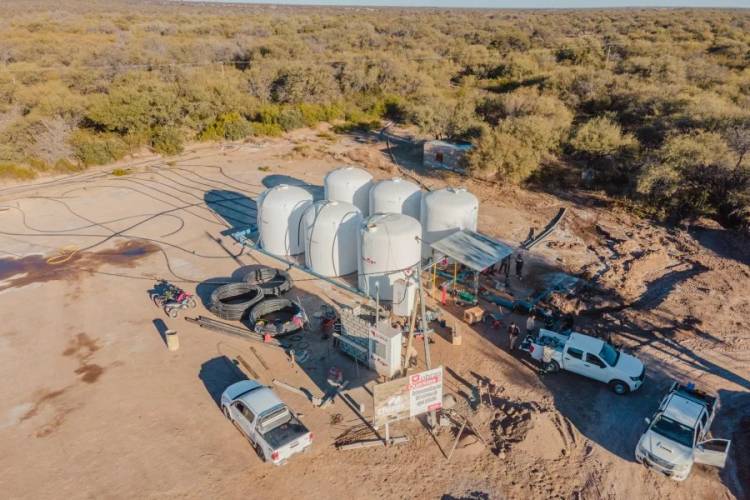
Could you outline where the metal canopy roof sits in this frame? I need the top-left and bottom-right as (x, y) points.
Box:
(430, 230), (514, 272)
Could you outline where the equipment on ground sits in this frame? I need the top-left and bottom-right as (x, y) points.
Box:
(248, 298), (305, 336)
(150, 280), (197, 318)
(209, 282), (264, 321)
(243, 267), (293, 296)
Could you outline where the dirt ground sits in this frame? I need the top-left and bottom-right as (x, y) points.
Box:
(0, 127), (748, 500)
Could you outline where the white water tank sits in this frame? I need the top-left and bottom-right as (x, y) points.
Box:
(358, 213), (421, 301)
(302, 200), (362, 277)
(257, 184), (313, 256)
(369, 177), (422, 220)
(420, 187), (479, 257)
(324, 166), (373, 216)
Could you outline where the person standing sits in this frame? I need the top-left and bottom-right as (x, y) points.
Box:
(526, 312), (535, 335)
(508, 321), (520, 351)
(515, 252), (524, 280)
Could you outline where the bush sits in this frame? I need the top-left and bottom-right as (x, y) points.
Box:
(0, 163), (37, 180)
(637, 131), (744, 219)
(150, 126), (184, 156)
(70, 130), (129, 167)
(569, 116), (637, 158)
(467, 128), (543, 183)
(277, 108), (306, 131)
(199, 112), (253, 141)
(250, 122), (284, 137)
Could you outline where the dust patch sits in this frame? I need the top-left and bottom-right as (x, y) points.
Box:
(0, 239), (160, 291)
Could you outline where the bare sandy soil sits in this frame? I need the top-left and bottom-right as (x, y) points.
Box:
(0, 127), (748, 500)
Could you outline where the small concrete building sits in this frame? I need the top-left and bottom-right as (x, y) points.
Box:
(423, 140), (472, 173)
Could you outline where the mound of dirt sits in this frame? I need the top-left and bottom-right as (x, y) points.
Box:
(515, 412), (568, 461)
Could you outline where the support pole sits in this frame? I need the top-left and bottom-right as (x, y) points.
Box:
(402, 277), (420, 376)
(417, 264), (436, 428)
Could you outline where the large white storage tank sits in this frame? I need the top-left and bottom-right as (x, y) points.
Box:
(369, 177), (422, 220)
(257, 184), (313, 256)
(324, 166), (373, 216)
(420, 187), (479, 257)
(302, 200), (362, 277)
(358, 213), (421, 301)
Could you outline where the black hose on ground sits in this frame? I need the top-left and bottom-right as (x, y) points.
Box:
(209, 282), (264, 321)
(243, 267), (293, 296)
(248, 298), (304, 336)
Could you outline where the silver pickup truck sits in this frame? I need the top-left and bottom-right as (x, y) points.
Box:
(221, 380), (312, 465)
(635, 382), (731, 481)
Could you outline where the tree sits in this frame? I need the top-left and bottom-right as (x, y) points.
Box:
(637, 131), (744, 219)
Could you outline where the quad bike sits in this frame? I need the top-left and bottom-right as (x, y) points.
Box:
(150, 280), (197, 318)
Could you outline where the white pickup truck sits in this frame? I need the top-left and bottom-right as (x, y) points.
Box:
(521, 329), (645, 394)
(635, 382), (731, 481)
(221, 380), (312, 465)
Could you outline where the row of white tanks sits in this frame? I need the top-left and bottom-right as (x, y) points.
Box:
(256, 166), (478, 301)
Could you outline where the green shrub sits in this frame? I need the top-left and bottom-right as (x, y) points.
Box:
(199, 112), (253, 141)
(54, 159), (82, 173)
(150, 126), (184, 156)
(569, 116), (637, 158)
(277, 108), (306, 131)
(111, 168), (130, 176)
(70, 130), (129, 167)
(0, 163), (37, 180)
(250, 122), (284, 137)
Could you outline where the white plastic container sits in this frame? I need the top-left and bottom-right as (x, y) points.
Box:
(324, 166), (373, 216)
(257, 184), (313, 256)
(392, 278), (417, 316)
(302, 200), (362, 277)
(420, 187), (479, 257)
(369, 177), (422, 220)
(358, 213), (421, 300)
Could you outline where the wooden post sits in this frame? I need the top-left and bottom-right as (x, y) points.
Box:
(417, 265), (436, 428)
(402, 264), (420, 376)
(447, 420), (467, 462)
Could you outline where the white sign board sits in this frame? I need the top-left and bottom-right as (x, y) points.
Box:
(373, 366), (443, 428)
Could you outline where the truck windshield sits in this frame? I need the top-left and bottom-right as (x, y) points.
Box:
(599, 343), (620, 366)
(651, 416), (694, 448)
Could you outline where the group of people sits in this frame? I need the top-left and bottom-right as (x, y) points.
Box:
(506, 312), (536, 352)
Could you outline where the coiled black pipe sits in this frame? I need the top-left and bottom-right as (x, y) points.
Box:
(248, 298), (303, 336)
(243, 267), (293, 296)
(209, 282), (264, 320)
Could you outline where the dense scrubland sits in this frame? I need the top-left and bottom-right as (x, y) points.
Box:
(0, 1), (748, 228)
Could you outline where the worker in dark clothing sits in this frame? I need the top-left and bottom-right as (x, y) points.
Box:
(508, 322), (520, 351)
(515, 253), (524, 280)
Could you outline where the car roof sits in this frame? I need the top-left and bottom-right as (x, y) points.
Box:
(237, 386), (284, 415)
(568, 333), (604, 353)
(663, 393), (704, 427)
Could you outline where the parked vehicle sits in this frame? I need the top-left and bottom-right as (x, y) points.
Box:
(220, 380), (312, 465)
(635, 382), (731, 481)
(149, 280), (196, 318)
(521, 329), (645, 394)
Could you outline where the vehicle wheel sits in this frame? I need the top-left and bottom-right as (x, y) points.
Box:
(168, 307), (179, 318)
(545, 360), (560, 373)
(253, 441), (266, 462)
(188, 297), (197, 309)
(610, 380), (629, 395)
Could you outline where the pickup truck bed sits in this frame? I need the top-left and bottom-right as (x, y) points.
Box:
(263, 416), (308, 450)
(671, 382), (716, 415)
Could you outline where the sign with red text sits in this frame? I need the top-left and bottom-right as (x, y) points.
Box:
(373, 366), (443, 428)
